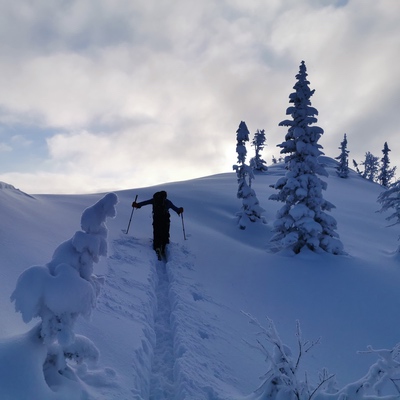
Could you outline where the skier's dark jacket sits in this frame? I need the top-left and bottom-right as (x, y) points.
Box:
(135, 198), (181, 215)
(134, 192), (182, 251)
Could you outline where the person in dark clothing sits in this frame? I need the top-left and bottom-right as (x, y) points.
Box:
(132, 191), (183, 257)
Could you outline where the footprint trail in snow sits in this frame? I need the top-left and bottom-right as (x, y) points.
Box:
(104, 236), (197, 399)
(149, 256), (176, 400)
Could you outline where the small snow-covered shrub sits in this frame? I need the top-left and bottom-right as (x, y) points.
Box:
(243, 314), (400, 400)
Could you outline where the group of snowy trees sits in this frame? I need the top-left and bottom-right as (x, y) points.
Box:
(235, 60), (399, 255)
(234, 62), (400, 399)
(235, 61), (343, 254)
(351, 142), (396, 186)
(336, 134), (396, 186)
(335, 135), (400, 251)
(233, 121), (265, 229)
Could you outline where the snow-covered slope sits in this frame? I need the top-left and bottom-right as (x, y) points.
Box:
(1, 159), (400, 399)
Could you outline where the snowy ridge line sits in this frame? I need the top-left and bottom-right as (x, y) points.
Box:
(0, 181), (35, 198)
(149, 254), (176, 399)
(100, 235), (157, 399)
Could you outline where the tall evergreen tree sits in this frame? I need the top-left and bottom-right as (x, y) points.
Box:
(233, 121), (264, 229)
(378, 142), (396, 187)
(250, 129), (268, 172)
(269, 61), (343, 254)
(335, 133), (349, 178)
(235, 121), (249, 165)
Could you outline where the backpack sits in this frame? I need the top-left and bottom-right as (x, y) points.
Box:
(152, 191), (167, 217)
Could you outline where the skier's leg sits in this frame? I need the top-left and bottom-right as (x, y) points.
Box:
(160, 216), (170, 256)
(153, 218), (162, 251)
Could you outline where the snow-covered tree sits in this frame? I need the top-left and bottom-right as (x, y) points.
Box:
(354, 152), (380, 182)
(250, 129), (268, 172)
(236, 121), (249, 165)
(362, 152), (380, 182)
(335, 133), (349, 178)
(378, 142), (396, 187)
(11, 193), (118, 393)
(378, 180), (400, 248)
(233, 121), (265, 229)
(269, 61), (343, 254)
(244, 314), (335, 400)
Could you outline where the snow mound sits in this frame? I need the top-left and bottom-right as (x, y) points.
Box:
(5, 193), (119, 399)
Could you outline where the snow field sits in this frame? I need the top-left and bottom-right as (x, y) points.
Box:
(2, 159), (400, 398)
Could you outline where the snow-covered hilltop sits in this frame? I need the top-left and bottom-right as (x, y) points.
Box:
(0, 181), (34, 198)
(1, 160), (400, 399)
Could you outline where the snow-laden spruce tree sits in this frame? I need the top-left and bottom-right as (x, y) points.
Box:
(378, 142), (396, 187)
(335, 133), (349, 178)
(233, 121), (265, 230)
(250, 129), (268, 172)
(269, 61), (343, 254)
(10, 193), (118, 394)
(378, 179), (400, 250)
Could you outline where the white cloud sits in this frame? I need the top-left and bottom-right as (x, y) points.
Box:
(11, 135), (33, 147)
(0, 0), (399, 193)
(0, 142), (12, 152)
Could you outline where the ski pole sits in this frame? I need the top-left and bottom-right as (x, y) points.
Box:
(181, 212), (187, 240)
(125, 194), (138, 234)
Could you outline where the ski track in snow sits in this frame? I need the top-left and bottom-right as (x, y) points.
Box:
(98, 235), (158, 399)
(101, 235), (195, 399)
(149, 256), (176, 400)
(102, 235), (230, 399)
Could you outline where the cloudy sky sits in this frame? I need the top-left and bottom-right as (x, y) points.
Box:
(0, 0), (399, 194)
